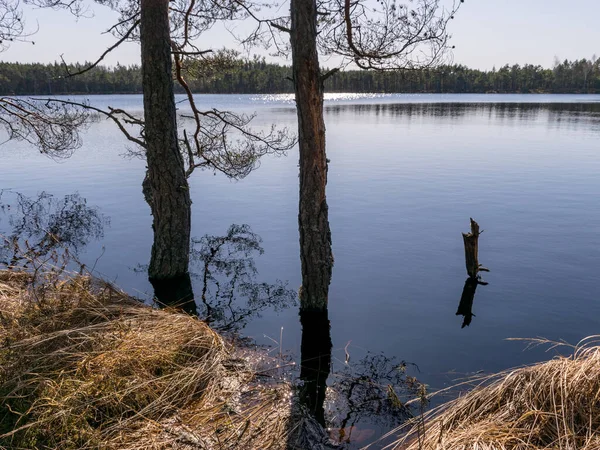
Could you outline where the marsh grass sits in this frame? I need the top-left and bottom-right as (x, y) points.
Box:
(384, 337), (600, 450)
(0, 269), (296, 449)
(9, 266), (598, 450)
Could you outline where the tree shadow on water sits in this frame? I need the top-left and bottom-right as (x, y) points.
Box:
(136, 224), (298, 325)
(188, 224), (297, 331)
(298, 309), (332, 427)
(456, 277), (488, 328)
(289, 307), (426, 449)
(325, 352), (419, 447)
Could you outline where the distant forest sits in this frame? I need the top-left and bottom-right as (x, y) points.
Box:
(1, 57), (599, 95)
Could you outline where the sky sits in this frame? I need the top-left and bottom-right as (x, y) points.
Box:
(1, 0), (599, 70)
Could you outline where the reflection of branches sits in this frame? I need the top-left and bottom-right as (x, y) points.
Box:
(326, 353), (420, 444)
(0, 97), (89, 157)
(299, 309), (332, 427)
(190, 224), (297, 332)
(0, 190), (107, 269)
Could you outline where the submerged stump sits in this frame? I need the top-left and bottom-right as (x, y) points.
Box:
(462, 218), (489, 279)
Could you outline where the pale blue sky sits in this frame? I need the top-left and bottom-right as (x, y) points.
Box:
(2, 0), (599, 70)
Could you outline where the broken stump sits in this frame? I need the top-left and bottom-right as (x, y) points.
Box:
(462, 218), (489, 279)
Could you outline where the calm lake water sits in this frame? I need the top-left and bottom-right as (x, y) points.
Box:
(3, 93), (600, 445)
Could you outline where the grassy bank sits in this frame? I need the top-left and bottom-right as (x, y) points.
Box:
(3, 270), (600, 450)
(0, 270), (326, 450)
(388, 338), (600, 450)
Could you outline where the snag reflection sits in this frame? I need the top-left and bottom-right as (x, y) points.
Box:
(456, 277), (488, 328)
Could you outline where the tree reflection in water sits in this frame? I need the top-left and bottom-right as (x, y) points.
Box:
(0, 190), (107, 269)
(190, 224), (297, 332)
(297, 307), (425, 447)
(456, 277), (488, 328)
(0, 192), (426, 447)
(325, 353), (421, 446)
(299, 309), (332, 427)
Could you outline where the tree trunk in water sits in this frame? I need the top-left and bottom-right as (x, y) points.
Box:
(140, 0), (194, 311)
(462, 218), (482, 279)
(291, 0), (334, 311)
(299, 309), (332, 426)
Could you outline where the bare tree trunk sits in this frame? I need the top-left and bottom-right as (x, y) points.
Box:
(462, 218), (480, 279)
(291, 0), (334, 311)
(140, 0), (194, 310)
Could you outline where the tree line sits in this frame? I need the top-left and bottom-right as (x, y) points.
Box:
(1, 57), (599, 96)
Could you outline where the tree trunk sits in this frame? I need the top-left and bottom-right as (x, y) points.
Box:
(462, 218), (482, 279)
(140, 0), (194, 310)
(290, 0), (334, 311)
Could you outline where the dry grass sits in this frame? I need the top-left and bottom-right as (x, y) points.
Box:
(14, 268), (600, 450)
(386, 337), (600, 450)
(0, 270), (296, 450)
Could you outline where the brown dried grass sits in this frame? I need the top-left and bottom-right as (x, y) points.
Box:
(386, 337), (600, 450)
(0, 270), (294, 450)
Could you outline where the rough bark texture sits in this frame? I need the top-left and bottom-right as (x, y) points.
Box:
(140, 0), (194, 308)
(462, 218), (481, 279)
(291, 0), (334, 311)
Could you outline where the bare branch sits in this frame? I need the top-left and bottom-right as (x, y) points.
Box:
(319, 0), (462, 70)
(24, 0), (88, 17)
(170, 39), (296, 178)
(172, 49), (213, 55)
(35, 98), (146, 149)
(321, 67), (340, 81)
(270, 21), (290, 33)
(103, 10), (140, 34)
(0, 97), (89, 157)
(59, 19), (140, 78)
(0, 0), (38, 51)
(180, 107), (296, 179)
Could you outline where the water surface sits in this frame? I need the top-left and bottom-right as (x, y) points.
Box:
(3, 93), (600, 445)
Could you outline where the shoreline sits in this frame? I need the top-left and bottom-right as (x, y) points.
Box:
(2, 270), (600, 449)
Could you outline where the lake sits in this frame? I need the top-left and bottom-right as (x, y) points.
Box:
(2, 93), (600, 446)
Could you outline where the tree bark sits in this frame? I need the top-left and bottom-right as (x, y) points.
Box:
(290, 0), (334, 311)
(140, 0), (194, 310)
(462, 218), (483, 279)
